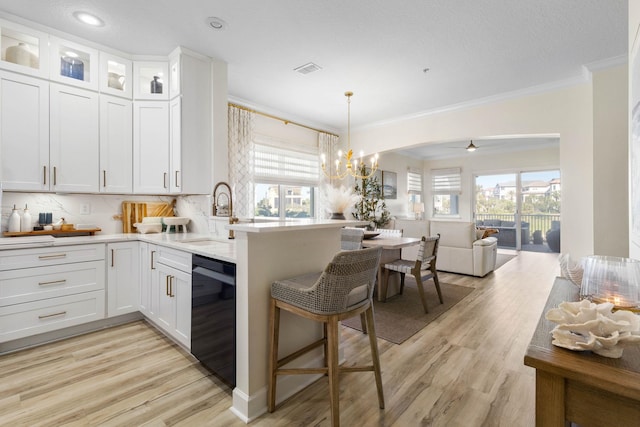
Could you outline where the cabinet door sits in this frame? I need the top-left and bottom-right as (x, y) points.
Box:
(155, 262), (191, 348)
(133, 101), (169, 193)
(49, 37), (99, 91)
(139, 242), (150, 316)
(100, 95), (132, 193)
(50, 83), (99, 192)
(156, 265), (175, 333)
(0, 72), (49, 191)
(169, 96), (181, 193)
(172, 269), (191, 349)
(107, 242), (140, 317)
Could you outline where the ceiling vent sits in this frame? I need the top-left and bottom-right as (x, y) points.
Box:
(294, 62), (322, 75)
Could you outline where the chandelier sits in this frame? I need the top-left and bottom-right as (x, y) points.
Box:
(321, 91), (379, 180)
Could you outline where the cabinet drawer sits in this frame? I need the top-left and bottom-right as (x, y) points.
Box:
(0, 244), (104, 270)
(0, 260), (105, 306)
(0, 290), (105, 343)
(156, 246), (191, 273)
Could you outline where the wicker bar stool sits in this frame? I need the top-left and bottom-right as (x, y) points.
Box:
(267, 246), (384, 427)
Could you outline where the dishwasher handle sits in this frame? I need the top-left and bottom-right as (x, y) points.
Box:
(192, 266), (235, 285)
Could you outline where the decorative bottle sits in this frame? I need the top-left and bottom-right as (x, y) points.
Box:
(21, 204), (32, 232)
(8, 205), (21, 232)
(150, 76), (163, 94)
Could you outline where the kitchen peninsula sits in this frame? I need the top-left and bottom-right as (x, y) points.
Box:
(227, 219), (362, 422)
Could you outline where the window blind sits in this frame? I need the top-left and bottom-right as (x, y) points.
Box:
(407, 171), (422, 194)
(431, 167), (462, 195)
(254, 143), (319, 185)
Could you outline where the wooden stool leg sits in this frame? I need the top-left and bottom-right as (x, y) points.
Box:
(414, 274), (429, 313)
(267, 299), (280, 412)
(360, 312), (368, 334)
(323, 322), (329, 369)
(326, 316), (341, 427)
(432, 270), (443, 304)
(365, 305), (385, 409)
(399, 273), (406, 294)
(381, 268), (390, 302)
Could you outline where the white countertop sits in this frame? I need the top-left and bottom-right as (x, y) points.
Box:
(228, 218), (365, 233)
(0, 232), (237, 263)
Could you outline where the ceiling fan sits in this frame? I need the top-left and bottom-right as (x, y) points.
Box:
(446, 140), (479, 152)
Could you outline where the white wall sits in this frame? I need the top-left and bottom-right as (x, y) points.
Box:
(629, 2), (640, 260)
(347, 81), (607, 257)
(423, 145), (560, 221)
(376, 151), (424, 218)
(593, 66), (629, 257)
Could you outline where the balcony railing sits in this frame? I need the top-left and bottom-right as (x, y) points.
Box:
(476, 213), (560, 243)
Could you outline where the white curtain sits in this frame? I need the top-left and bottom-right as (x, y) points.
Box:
(318, 132), (339, 218)
(228, 105), (254, 218)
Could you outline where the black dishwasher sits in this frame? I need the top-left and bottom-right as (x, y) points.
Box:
(191, 254), (236, 387)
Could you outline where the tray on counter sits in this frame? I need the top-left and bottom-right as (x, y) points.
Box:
(3, 228), (102, 237)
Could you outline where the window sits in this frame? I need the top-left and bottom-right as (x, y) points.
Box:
(253, 137), (318, 219)
(407, 170), (423, 214)
(432, 167), (461, 216)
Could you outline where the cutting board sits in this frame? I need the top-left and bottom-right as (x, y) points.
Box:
(121, 200), (176, 233)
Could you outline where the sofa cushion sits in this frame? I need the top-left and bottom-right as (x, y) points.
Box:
(501, 221), (515, 227)
(483, 219), (502, 227)
(430, 221), (475, 249)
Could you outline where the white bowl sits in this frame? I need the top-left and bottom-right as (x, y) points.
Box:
(141, 216), (163, 224)
(162, 217), (190, 226)
(133, 223), (162, 234)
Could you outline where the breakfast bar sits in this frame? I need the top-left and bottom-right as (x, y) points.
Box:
(227, 219), (362, 422)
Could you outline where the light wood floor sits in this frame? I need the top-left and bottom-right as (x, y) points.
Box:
(0, 250), (559, 426)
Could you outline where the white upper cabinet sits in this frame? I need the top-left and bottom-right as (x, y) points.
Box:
(0, 72), (49, 191)
(100, 95), (133, 193)
(100, 52), (132, 99)
(0, 19), (49, 78)
(133, 61), (169, 100)
(133, 101), (170, 193)
(50, 83), (99, 192)
(49, 36), (99, 91)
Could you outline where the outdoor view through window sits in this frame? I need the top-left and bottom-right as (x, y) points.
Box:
(475, 170), (560, 252)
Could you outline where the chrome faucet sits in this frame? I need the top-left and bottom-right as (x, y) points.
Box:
(213, 181), (239, 239)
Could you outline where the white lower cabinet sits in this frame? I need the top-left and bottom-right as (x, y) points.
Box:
(0, 244), (106, 343)
(143, 244), (191, 349)
(106, 242), (140, 317)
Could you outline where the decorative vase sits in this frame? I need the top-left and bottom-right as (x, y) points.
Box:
(60, 56), (84, 80)
(331, 212), (345, 220)
(108, 72), (125, 90)
(6, 42), (35, 67)
(150, 76), (163, 94)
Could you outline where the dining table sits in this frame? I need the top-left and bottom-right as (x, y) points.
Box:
(361, 235), (421, 301)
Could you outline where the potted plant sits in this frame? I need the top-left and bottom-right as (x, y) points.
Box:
(323, 184), (360, 219)
(352, 164), (391, 229)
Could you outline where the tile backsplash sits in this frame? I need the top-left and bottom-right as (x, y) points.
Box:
(1, 192), (213, 236)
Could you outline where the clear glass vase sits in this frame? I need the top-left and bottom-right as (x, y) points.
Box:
(580, 255), (640, 310)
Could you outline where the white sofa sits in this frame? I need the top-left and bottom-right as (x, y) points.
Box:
(429, 220), (498, 277)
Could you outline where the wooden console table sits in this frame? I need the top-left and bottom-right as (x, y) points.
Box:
(524, 277), (640, 426)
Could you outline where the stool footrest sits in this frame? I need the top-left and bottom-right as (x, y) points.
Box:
(277, 367), (328, 375)
(277, 337), (326, 368)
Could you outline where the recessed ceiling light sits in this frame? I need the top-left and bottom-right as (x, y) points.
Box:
(73, 11), (104, 27)
(206, 17), (227, 30)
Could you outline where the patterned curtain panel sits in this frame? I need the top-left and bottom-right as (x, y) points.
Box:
(318, 132), (339, 218)
(228, 105), (255, 218)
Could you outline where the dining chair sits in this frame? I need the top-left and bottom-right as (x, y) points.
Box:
(381, 234), (442, 313)
(267, 247), (384, 427)
(340, 227), (365, 250)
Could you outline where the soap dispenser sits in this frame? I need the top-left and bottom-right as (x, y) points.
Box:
(8, 204), (21, 232)
(21, 204), (32, 232)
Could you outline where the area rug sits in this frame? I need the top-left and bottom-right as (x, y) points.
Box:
(341, 279), (474, 344)
(494, 253), (517, 270)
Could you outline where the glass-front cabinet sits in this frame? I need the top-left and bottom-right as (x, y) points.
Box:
(100, 52), (132, 98)
(0, 19), (49, 78)
(49, 36), (99, 90)
(133, 61), (169, 100)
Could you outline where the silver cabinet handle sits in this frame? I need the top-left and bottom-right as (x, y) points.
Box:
(38, 253), (67, 260)
(169, 275), (175, 297)
(38, 279), (66, 286)
(175, 170), (180, 187)
(166, 275), (170, 296)
(43, 165), (47, 185)
(151, 250), (156, 270)
(103, 170), (107, 187)
(53, 166), (57, 185)
(163, 172), (168, 189)
(111, 249), (115, 267)
(39, 311), (67, 320)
